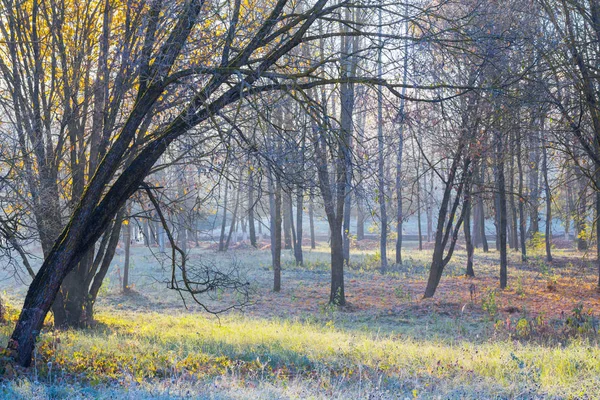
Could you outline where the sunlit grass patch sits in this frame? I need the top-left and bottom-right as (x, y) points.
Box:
(1, 309), (599, 398)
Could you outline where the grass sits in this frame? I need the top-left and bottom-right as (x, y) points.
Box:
(2, 310), (600, 398)
(1, 242), (600, 398)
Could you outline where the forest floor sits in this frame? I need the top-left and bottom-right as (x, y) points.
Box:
(1, 241), (600, 399)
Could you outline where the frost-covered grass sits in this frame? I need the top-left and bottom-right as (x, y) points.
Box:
(2, 307), (600, 399)
(2, 244), (600, 398)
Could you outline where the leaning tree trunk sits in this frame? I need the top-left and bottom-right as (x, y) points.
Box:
(86, 211), (124, 320)
(424, 151), (471, 298)
(423, 173), (469, 298)
(6, 0), (267, 366)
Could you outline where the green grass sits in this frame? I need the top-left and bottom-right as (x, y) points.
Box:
(2, 243), (600, 398)
(2, 308), (600, 398)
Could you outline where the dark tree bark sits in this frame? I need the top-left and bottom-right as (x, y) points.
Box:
(4, 0), (346, 367)
(596, 170), (600, 287)
(424, 156), (471, 298)
(86, 211), (124, 319)
(424, 82), (478, 298)
(496, 129), (508, 290)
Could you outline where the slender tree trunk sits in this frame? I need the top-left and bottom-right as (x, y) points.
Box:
(343, 182), (352, 265)
(330, 221), (345, 304)
(295, 188), (304, 265)
(356, 199), (365, 241)
(496, 129), (508, 289)
(283, 192), (292, 250)
(86, 211), (123, 320)
(417, 185), (423, 251)
(415, 142), (423, 250)
(219, 182), (229, 251)
(248, 169), (257, 248)
(596, 172), (600, 287)
(427, 167), (433, 242)
(424, 163), (469, 297)
(464, 180), (475, 277)
(395, 141), (403, 266)
(395, 14), (408, 264)
(528, 123), (540, 237)
(143, 218), (150, 246)
(224, 178), (241, 251)
(517, 129), (527, 261)
(472, 162), (482, 248)
(509, 133), (519, 251)
(123, 203), (131, 292)
(577, 169), (589, 251)
(542, 131), (553, 261)
(268, 171), (282, 292)
(309, 192), (316, 249)
(158, 216), (166, 254)
(565, 182), (572, 240)
(479, 161), (489, 253)
(377, 3), (387, 273)
(595, 141), (600, 286)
